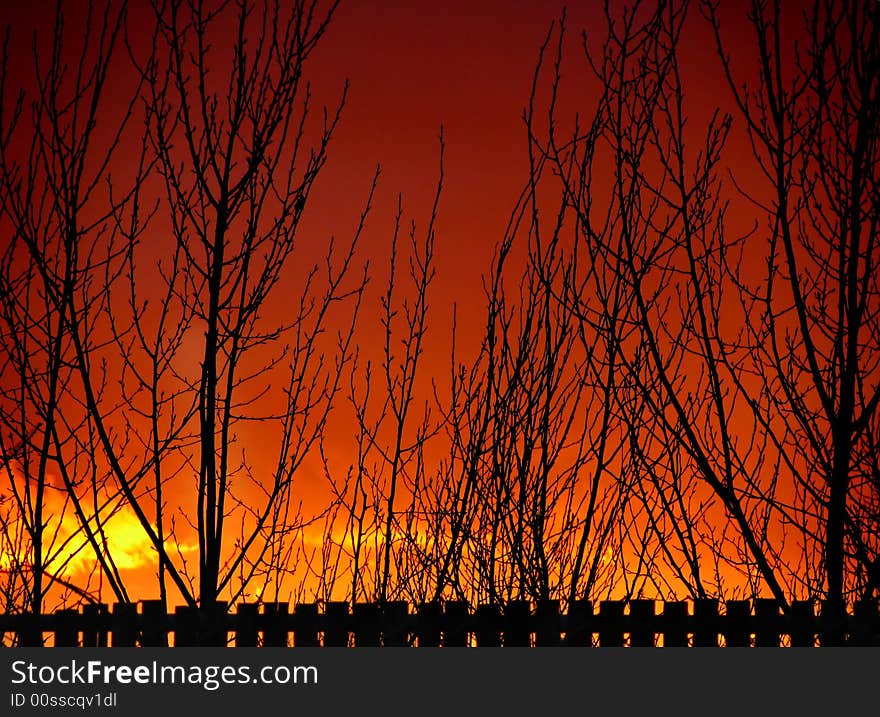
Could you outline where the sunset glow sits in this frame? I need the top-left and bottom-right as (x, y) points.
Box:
(0, 0), (877, 639)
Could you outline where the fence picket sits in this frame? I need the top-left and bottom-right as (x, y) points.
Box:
(294, 603), (319, 647)
(564, 599), (593, 646)
(693, 599), (719, 647)
(417, 602), (441, 646)
(382, 601), (409, 646)
(140, 600), (167, 647)
(474, 604), (501, 647)
(629, 600), (655, 647)
(598, 601), (624, 647)
(353, 603), (380, 646)
(324, 602), (349, 647)
(82, 604), (108, 647)
(788, 600), (815, 647)
(443, 602), (468, 646)
(661, 601), (687, 647)
(263, 602), (289, 647)
(235, 603), (258, 647)
(55, 609), (79, 647)
(535, 600), (560, 646)
(725, 600), (751, 647)
(504, 601), (530, 646)
(111, 603), (137, 647)
(754, 599), (780, 647)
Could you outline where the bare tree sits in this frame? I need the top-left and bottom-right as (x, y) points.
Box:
(0, 0), (370, 619)
(704, 0), (880, 628)
(95, 0), (369, 608)
(316, 137), (442, 606)
(0, 0), (142, 623)
(419, 87), (635, 606)
(521, 0), (794, 607)
(519, 0), (879, 630)
(2, 0), (875, 645)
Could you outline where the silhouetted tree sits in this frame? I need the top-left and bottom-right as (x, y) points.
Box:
(523, 0), (879, 626)
(313, 138), (442, 606)
(0, 0), (140, 621)
(423, 104), (634, 606)
(1, 0), (876, 648)
(102, 0), (368, 608)
(704, 0), (880, 631)
(1, 0), (370, 619)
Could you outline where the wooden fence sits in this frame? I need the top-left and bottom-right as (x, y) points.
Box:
(1, 599), (878, 647)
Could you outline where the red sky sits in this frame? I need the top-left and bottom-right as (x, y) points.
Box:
(0, 0), (788, 365)
(0, 0), (824, 606)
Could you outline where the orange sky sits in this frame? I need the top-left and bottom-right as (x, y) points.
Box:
(0, 0), (833, 609)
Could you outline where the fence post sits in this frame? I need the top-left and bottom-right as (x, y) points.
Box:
(598, 601), (624, 647)
(629, 600), (655, 647)
(535, 600), (560, 646)
(788, 600), (815, 647)
(417, 602), (441, 646)
(82, 604), (108, 647)
(263, 602), (289, 647)
(323, 602), (349, 646)
(236, 603), (259, 647)
(111, 603), (137, 647)
(443, 601), (468, 646)
(475, 604), (501, 646)
(754, 599), (781, 647)
(54, 608), (79, 647)
(564, 599), (593, 646)
(294, 603), (319, 647)
(140, 600), (167, 647)
(382, 601), (409, 646)
(693, 599), (719, 647)
(503, 601), (530, 646)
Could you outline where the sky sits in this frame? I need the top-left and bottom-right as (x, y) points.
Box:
(0, 0), (777, 361)
(0, 0), (830, 609)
